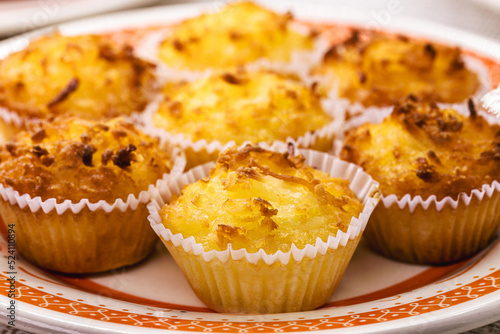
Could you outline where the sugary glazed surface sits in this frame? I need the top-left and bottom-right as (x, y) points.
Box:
(0, 117), (172, 203)
(161, 145), (363, 253)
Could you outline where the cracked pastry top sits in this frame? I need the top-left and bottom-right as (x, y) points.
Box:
(0, 117), (172, 203)
(160, 145), (363, 253)
(157, 1), (315, 70)
(340, 97), (500, 200)
(314, 31), (481, 107)
(153, 70), (332, 144)
(0, 33), (156, 120)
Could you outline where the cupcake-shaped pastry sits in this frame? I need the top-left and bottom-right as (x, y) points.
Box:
(340, 97), (500, 264)
(0, 117), (177, 273)
(148, 145), (380, 313)
(147, 70), (337, 168)
(314, 31), (482, 108)
(0, 33), (157, 140)
(154, 1), (321, 75)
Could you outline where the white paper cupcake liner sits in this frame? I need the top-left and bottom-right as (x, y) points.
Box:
(147, 148), (380, 313)
(337, 101), (500, 264)
(0, 105), (25, 128)
(481, 84), (500, 118)
(367, 180), (500, 264)
(380, 181), (500, 213)
(0, 195), (158, 274)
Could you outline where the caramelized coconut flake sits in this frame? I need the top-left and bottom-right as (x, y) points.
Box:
(112, 144), (137, 168)
(47, 78), (79, 108)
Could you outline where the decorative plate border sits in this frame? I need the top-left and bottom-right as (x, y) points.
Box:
(1, 267), (500, 332)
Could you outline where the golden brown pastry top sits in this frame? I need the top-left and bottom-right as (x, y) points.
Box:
(157, 1), (315, 70)
(0, 117), (172, 203)
(160, 145), (363, 253)
(340, 98), (500, 200)
(314, 31), (480, 107)
(0, 33), (156, 119)
(153, 70), (332, 144)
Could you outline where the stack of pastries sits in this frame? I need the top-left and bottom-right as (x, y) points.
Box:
(0, 0), (498, 314)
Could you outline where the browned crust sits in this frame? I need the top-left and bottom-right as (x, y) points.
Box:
(0, 117), (171, 203)
(0, 34), (157, 120)
(215, 145), (350, 209)
(340, 98), (500, 200)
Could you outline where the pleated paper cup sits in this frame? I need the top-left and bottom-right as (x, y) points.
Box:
(148, 148), (380, 314)
(338, 96), (500, 265)
(0, 156), (186, 274)
(366, 182), (500, 265)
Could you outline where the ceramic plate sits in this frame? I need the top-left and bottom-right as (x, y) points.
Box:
(0, 0), (161, 36)
(1, 237), (500, 334)
(1, 2), (500, 333)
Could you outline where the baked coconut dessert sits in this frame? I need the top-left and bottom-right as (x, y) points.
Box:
(315, 31), (480, 107)
(340, 97), (500, 200)
(0, 33), (156, 121)
(151, 145), (380, 313)
(160, 145), (363, 253)
(0, 116), (174, 274)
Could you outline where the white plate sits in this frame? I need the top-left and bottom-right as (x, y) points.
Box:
(1, 237), (500, 334)
(0, 0), (161, 36)
(0, 2), (500, 333)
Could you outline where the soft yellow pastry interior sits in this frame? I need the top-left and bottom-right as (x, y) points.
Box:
(161, 145), (363, 253)
(154, 70), (332, 144)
